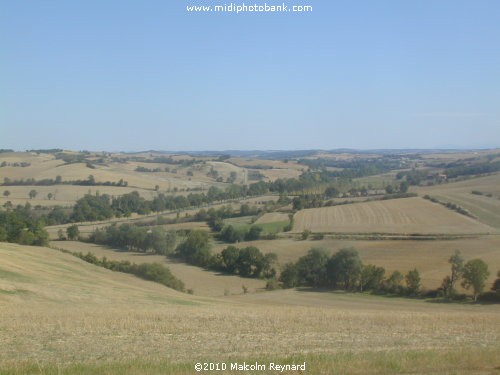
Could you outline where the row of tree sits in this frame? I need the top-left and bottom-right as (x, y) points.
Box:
(87, 224), (177, 255)
(278, 248), (497, 302)
(2, 175), (128, 187)
(74, 252), (185, 292)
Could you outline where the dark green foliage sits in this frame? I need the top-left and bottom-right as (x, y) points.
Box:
(361, 264), (385, 292)
(383, 270), (404, 294)
(405, 269), (421, 295)
(175, 230), (212, 267)
(279, 262), (299, 288)
(75, 252), (184, 292)
(0, 205), (48, 246)
(88, 224), (176, 255)
(220, 246), (240, 273)
(327, 247), (362, 290)
(441, 250), (464, 299)
(236, 246), (263, 277)
(71, 193), (114, 222)
(462, 259), (490, 302)
(244, 225), (262, 241)
(295, 248), (330, 287)
(66, 224), (79, 240)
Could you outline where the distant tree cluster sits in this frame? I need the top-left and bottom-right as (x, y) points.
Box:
(0, 204), (49, 246)
(87, 224), (176, 255)
(175, 230), (277, 279)
(2, 175), (127, 187)
(278, 247), (496, 303)
(0, 161), (31, 167)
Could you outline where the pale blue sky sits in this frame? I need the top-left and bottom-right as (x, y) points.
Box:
(1, 1), (499, 151)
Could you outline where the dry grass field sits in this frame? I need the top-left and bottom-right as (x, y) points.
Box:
(1, 243), (499, 374)
(415, 173), (500, 229)
(212, 236), (500, 289)
(50, 241), (266, 296)
(293, 197), (497, 234)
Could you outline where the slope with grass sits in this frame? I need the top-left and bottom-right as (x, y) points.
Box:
(50, 241), (267, 296)
(1, 242), (499, 373)
(414, 173), (500, 228)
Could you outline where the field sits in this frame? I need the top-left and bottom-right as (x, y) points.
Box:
(1, 243), (499, 374)
(415, 173), (500, 229)
(293, 197), (497, 235)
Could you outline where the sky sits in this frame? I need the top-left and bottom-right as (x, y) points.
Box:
(1, 0), (500, 151)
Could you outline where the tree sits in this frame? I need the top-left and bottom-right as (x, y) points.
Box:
(360, 264), (385, 292)
(245, 225), (262, 241)
(327, 247), (362, 290)
(221, 246), (240, 273)
(279, 262), (299, 288)
(461, 259), (490, 302)
(237, 246), (263, 277)
(175, 230), (211, 267)
(47, 192), (53, 200)
(301, 229), (311, 240)
(29, 189), (37, 199)
(441, 250), (464, 299)
(57, 229), (66, 240)
(66, 224), (80, 240)
(294, 247), (329, 287)
(324, 186), (339, 198)
(3, 190), (10, 197)
(492, 271), (500, 297)
(385, 270), (404, 293)
(399, 181), (409, 193)
(405, 269), (421, 295)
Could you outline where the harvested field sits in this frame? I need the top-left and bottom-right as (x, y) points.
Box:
(293, 197), (497, 234)
(1, 243), (499, 369)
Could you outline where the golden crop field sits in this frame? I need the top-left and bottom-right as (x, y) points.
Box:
(1, 243), (499, 373)
(293, 197), (497, 234)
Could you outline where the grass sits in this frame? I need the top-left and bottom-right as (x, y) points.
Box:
(415, 173), (500, 229)
(1, 243), (499, 373)
(2, 348), (500, 374)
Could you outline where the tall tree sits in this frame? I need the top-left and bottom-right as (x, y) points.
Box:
(441, 250), (465, 299)
(462, 259), (490, 302)
(327, 247), (362, 290)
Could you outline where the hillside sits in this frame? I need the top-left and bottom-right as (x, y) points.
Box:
(0, 242), (198, 305)
(1, 242), (499, 372)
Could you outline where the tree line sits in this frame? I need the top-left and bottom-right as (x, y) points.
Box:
(68, 251), (185, 292)
(2, 175), (128, 187)
(279, 248), (498, 303)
